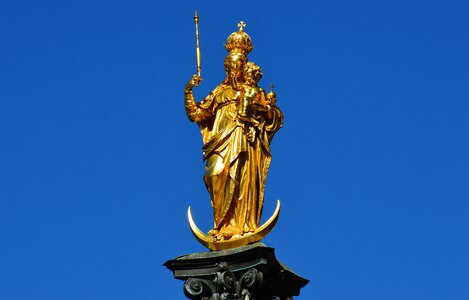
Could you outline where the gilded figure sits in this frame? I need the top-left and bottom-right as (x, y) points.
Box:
(184, 21), (283, 247)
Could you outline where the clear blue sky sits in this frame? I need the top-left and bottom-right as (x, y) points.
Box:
(1, 0), (468, 299)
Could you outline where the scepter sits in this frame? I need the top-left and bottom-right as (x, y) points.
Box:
(194, 11), (201, 79)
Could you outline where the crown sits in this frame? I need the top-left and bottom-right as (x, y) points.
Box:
(224, 21), (253, 56)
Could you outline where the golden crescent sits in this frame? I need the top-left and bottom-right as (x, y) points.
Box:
(187, 200), (281, 251)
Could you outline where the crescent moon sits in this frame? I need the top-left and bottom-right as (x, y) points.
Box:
(187, 200), (281, 251)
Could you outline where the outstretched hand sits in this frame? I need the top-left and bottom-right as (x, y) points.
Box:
(191, 74), (202, 86)
(184, 74), (202, 93)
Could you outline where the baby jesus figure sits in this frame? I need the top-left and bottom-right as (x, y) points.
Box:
(238, 62), (276, 142)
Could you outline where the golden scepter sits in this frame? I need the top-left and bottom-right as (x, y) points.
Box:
(194, 11), (201, 80)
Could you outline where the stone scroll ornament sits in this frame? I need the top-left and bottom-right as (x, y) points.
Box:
(184, 15), (284, 251)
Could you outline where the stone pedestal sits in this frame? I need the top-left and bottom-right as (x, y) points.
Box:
(164, 243), (309, 300)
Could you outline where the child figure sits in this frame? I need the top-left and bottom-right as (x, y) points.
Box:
(238, 62), (271, 142)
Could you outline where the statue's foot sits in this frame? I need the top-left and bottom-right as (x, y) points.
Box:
(243, 225), (256, 234)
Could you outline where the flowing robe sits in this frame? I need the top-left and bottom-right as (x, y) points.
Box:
(185, 82), (283, 238)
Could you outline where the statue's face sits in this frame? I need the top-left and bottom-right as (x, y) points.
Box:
(224, 53), (246, 90)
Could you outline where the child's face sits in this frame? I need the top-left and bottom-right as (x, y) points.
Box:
(246, 69), (260, 84)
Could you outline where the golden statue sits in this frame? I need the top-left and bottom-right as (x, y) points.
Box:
(184, 16), (283, 250)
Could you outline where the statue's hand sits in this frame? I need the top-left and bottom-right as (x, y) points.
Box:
(248, 102), (268, 115)
(185, 74), (202, 92)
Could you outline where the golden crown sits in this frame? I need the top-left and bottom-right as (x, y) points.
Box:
(224, 21), (253, 56)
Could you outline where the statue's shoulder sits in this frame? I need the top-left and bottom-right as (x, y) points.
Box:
(199, 83), (229, 111)
(207, 82), (228, 99)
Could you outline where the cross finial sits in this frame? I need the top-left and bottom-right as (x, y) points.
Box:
(270, 83), (275, 92)
(237, 21), (246, 31)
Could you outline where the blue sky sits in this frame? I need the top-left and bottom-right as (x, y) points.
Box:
(0, 0), (468, 299)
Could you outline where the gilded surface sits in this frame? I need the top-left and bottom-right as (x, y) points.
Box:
(184, 20), (283, 246)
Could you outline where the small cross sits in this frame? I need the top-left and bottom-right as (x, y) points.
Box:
(270, 83), (275, 92)
(237, 21), (246, 31)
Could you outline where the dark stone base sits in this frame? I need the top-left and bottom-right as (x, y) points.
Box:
(164, 243), (309, 300)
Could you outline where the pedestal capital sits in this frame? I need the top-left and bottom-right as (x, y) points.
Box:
(165, 243), (309, 299)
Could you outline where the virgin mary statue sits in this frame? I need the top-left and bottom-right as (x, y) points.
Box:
(183, 25), (283, 241)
